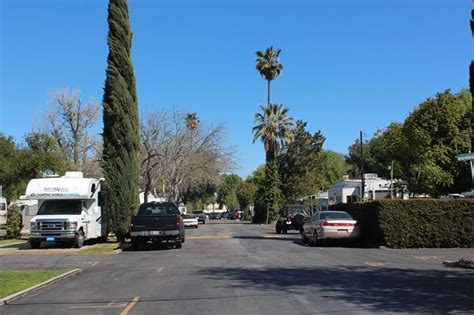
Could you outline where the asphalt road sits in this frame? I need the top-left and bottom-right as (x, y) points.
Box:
(1, 221), (473, 315)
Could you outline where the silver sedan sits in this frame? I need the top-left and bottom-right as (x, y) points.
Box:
(301, 211), (360, 246)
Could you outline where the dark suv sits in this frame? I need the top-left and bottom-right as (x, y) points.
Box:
(276, 204), (311, 234)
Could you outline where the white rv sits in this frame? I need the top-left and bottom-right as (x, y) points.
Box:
(26, 172), (107, 248)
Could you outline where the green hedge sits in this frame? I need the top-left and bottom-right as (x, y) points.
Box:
(329, 199), (474, 248)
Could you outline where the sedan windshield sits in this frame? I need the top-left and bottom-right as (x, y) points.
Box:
(320, 212), (352, 220)
(37, 200), (83, 215)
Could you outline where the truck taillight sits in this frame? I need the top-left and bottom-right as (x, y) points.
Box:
(176, 217), (181, 229)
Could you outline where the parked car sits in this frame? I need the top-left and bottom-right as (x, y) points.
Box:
(276, 204), (311, 234)
(231, 210), (241, 220)
(182, 214), (199, 228)
(193, 211), (208, 224)
(301, 211), (360, 246)
(209, 213), (221, 220)
(130, 202), (185, 250)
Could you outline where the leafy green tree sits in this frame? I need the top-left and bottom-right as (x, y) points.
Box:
(318, 150), (351, 190)
(182, 181), (217, 210)
(216, 174), (243, 210)
(346, 123), (405, 180)
(256, 46), (283, 105)
(102, 0), (140, 241)
(401, 90), (471, 196)
(6, 204), (22, 239)
(253, 104), (294, 162)
(236, 180), (257, 214)
(0, 132), (66, 202)
(279, 120), (325, 202)
(0, 134), (18, 201)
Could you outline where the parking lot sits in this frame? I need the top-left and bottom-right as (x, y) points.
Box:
(1, 222), (473, 314)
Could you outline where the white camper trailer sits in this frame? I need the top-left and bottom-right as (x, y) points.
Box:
(26, 172), (107, 248)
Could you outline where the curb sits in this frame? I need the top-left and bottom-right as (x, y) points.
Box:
(0, 268), (82, 305)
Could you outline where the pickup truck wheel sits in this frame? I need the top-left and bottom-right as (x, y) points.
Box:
(275, 222), (282, 234)
(74, 230), (84, 248)
(282, 222), (288, 234)
(132, 237), (140, 250)
(175, 240), (182, 249)
(30, 241), (41, 249)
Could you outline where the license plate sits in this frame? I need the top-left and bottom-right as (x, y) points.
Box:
(46, 236), (55, 242)
(337, 230), (348, 235)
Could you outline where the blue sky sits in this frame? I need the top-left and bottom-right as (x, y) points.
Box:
(0, 0), (471, 178)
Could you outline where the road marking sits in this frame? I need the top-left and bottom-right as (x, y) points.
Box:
(91, 261), (100, 266)
(365, 262), (384, 267)
(263, 235), (283, 239)
(158, 267), (164, 272)
(129, 267), (161, 270)
(121, 296), (140, 315)
(414, 256), (440, 261)
(70, 301), (127, 309)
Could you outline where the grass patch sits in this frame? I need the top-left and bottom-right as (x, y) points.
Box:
(78, 242), (129, 255)
(443, 258), (474, 270)
(0, 239), (27, 248)
(0, 269), (71, 299)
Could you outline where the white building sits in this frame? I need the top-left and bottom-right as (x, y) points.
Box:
(328, 174), (395, 205)
(299, 192), (329, 212)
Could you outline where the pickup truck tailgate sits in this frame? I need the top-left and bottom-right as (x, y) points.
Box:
(131, 215), (178, 231)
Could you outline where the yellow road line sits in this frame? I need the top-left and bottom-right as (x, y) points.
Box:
(263, 235), (283, 239)
(120, 296), (140, 315)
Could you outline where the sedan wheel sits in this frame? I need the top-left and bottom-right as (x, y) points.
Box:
(312, 232), (321, 247)
(301, 231), (308, 244)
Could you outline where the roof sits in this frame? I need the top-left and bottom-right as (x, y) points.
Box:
(25, 176), (101, 200)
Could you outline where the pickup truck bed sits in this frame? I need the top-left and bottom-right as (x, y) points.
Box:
(130, 202), (184, 249)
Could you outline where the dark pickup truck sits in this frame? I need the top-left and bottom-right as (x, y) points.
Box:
(130, 202), (185, 250)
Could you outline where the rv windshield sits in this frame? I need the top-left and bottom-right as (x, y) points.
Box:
(37, 200), (83, 215)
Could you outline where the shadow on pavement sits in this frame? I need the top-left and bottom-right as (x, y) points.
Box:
(198, 265), (474, 314)
(232, 235), (298, 241)
(122, 242), (176, 252)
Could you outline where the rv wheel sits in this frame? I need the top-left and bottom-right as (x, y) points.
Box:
(74, 230), (84, 248)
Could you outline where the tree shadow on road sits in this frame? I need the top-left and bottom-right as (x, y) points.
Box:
(232, 235), (298, 241)
(199, 265), (474, 313)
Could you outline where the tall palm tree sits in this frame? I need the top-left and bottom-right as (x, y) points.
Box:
(256, 46), (283, 105)
(252, 104), (294, 162)
(185, 112), (199, 131)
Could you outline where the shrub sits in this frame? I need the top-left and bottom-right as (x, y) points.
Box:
(329, 199), (474, 248)
(6, 204), (22, 239)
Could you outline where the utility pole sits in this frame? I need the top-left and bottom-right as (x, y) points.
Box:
(389, 160), (394, 199)
(360, 131), (365, 201)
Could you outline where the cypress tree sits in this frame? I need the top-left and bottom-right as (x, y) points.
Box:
(102, 0), (140, 241)
(470, 10), (474, 150)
